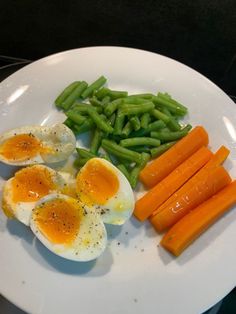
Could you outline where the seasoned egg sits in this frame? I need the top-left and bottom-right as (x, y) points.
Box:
(0, 123), (76, 166)
(30, 194), (107, 261)
(76, 158), (135, 225)
(2, 165), (75, 225)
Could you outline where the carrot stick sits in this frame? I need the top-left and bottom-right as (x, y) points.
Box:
(150, 165), (231, 232)
(134, 146), (213, 221)
(161, 181), (236, 256)
(139, 126), (209, 188)
(151, 145), (230, 217)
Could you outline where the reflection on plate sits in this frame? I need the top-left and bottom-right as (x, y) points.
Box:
(0, 47), (236, 314)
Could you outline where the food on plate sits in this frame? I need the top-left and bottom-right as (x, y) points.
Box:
(2, 165), (75, 225)
(30, 194), (107, 261)
(139, 126), (209, 188)
(134, 146), (213, 221)
(161, 181), (236, 256)
(54, 77), (191, 188)
(150, 165), (231, 232)
(0, 123), (76, 166)
(76, 158), (135, 225)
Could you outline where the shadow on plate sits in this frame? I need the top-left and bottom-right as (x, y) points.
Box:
(6, 219), (113, 277)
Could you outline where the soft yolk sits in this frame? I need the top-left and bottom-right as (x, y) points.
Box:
(12, 166), (55, 202)
(76, 159), (119, 206)
(0, 133), (48, 161)
(33, 199), (81, 245)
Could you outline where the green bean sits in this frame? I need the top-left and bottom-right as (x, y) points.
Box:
(158, 92), (187, 112)
(127, 93), (153, 99)
(81, 76), (107, 99)
(113, 109), (125, 135)
(150, 124), (192, 141)
(89, 96), (102, 107)
(74, 118), (94, 134)
(95, 87), (128, 100)
(120, 137), (161, 147)
(90, 129), (103, 154)
(151, 109), (170, 124)
(150, 141), (177, 158)
(121, 121), (133, 137)
(94, 87), (109, 99)
(66, 111), (86, 125)
(140, 113), (151, 129)
(130, 116), (141, 131)
(55, 81), (80, 108)
(101, 96), (111, 106)
(122, 97), (149, 105)
(130, 120), (166, 137)
(76, 148), (96, 159)
(102, 139), (142, 163)
(87, 108), (113, 133)
(100, 151), (113, 163)
(63, 118), (74, 128)
(109, 113), (116, 127)
(62, 81), (88, 110)
(153, 95), (187, 116)
(128, 146), (151, 153)
(161, 107), (181, 131)
(117, 164), (130, 180)
(104, 99), (123, 116)
(120, 102), (155, 116)
(72, 103), (102, 114)
(129, 153), (150, 188)
(74, 157), (89, 167)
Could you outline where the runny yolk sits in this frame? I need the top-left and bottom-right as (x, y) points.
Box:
(0, 133), (46, 161)
(12, 166), (55, 202)
(33, 199), (81, 245)
(76, 159), (119, 206)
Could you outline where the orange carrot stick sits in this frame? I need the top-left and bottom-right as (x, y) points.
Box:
(150, 165), (231, 232)
(161, 181), (236, 256)
(151, 145), (230, 217)
(139, 126), (209, 188)
(134, 146), (213, 221)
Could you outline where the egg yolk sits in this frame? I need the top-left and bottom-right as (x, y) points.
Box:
(33, 199), (81, 245)
(76, 159), (119, 206)
(12, 166), (55, 202)
(0, 133), (48, 161)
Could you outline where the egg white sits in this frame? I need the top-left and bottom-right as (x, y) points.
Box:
(2, 165), (72, 226)
(0, 123), (76, 166)
(76, 158), (135, 225)
(30, 194), (107, 262)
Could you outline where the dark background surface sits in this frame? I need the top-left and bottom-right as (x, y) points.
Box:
(0, 1), (235, 313)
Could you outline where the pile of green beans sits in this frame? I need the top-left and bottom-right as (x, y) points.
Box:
(55, 76), (191, 188)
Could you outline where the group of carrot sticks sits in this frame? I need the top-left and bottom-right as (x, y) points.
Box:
(134, 126), (236, 256)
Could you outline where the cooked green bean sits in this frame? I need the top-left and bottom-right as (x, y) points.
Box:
(71, 102), (102, 113)
(161, 107), (181, 131)
(76, 148), (96, 159)
(94, 87), (109, 99)
(89, 96), (102, 107)
(74, 118), (94, 134)
(150, 141), (177, 158)
(120, 137), (161, 147)
(81, 76), (107, 99)
(127, 93), (153, 99)
(128, 146), (151, 153)
(122, 97), (149, 105)
(62, 81), (88, 110)
(129, 153), (150, 188)
(121, 121), (133, 137)
(100, 151), (113, 162)
(87, 108), (113, 133)
(74, 157), (89, 167)
(109, 113), (116, 127)
(130, 120), (166, 137)
(101, 96), (111, 106)
(130, 116), (141, 131)
(113, 109), (125, 135)
(90, 128), (103, 154)
(151, 124), (192, 141)
(104, 99), (123, 116)
(151, 109), (170, 124)
(153, 95), (187, 116)
(140, 113), (151, 129)
(120, 102), (155, 116)
(158, 92), (187, 112)
(117, 164), (130, 180)
(66, 111), (86, 125)
(63, 118), (74, 128)
(102, 139), (142, 163)
(55, 81), (80, 108)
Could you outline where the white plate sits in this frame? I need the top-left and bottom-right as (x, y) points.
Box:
(0, 46), (236, 314)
